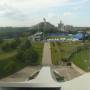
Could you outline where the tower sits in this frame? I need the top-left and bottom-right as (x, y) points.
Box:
(58, 20), (64, 31)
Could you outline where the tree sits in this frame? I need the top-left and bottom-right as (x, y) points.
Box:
(16, 39), (39, 65)
(0, 39), (4, 44)
(16, 48), (39, 65)
(23, 48), (39, 64)
(20, 32), (29, 39)
(16, 49), (25, 63)
(14, 38), (21, 46)
(1, 39), (21, 52)
(19, 39), (32, 51)
(2, 43), (12, 52)
(3, 61), (16, 73)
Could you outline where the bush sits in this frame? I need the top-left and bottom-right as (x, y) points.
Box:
(0, 57), (26, 79)
(16, 48), (39, 65)
(2, 43), (13, 52)
(19, 39), (32, 51)
(1, 39), (21, 52)
(0, 39), (4, 44)
(16, 39), (39, 65)
(3, 61), (16, 74)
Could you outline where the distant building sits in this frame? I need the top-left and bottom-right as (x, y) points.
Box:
(64, 25), (74, 32)
(58, 21), (65, 32)
(58, 20), (75, 32)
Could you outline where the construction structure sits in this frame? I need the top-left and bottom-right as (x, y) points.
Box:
(0, 66), (90, 90)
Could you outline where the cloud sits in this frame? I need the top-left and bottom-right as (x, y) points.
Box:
(0, 0), (89, 26)
(63, 12), (72, 16)
(0, 0), (72, 21)
(0, 0), (71, 9)
(0, 0), (88, 18)
(47, 13), (56, 19)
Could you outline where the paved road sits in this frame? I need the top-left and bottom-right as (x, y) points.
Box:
(42, 42), (52, 65)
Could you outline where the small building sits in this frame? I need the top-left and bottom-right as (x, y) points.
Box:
(33, 32), (44, 41)
(64, 25), (74, 32)
(73, 32), (88, 40)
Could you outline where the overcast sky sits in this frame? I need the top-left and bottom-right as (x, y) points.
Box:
(0, 0), (90, 27)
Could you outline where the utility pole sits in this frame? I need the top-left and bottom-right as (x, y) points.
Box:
(43, 18), (47, 31)
(38, 23), (39, 32)
(43, 18), (47, 40)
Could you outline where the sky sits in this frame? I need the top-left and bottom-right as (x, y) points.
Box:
(0, 0), (90, 27)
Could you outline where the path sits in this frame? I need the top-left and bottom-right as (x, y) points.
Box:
(42, 42), (52, 65)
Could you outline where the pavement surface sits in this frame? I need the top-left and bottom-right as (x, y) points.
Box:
(0, 66), (41, 82)
(42, 42), (52, 65)
(71, 63), (86, 74)
(53, 66), (82, 81)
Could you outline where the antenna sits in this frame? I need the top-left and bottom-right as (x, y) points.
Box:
(43, 18), (46, 23)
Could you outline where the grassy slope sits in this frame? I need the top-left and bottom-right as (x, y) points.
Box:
(71, 48), (90, 71)
(50, 42), (59, 65)
(0, 57), (25, 78)
(51, 42), (85, 65)
(32, 42), (44, 64)
(56, 42), (82, 59)
(0, 41), (43, 78)
(51, 41), (90, 71)
(0, 51), (17, 60)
